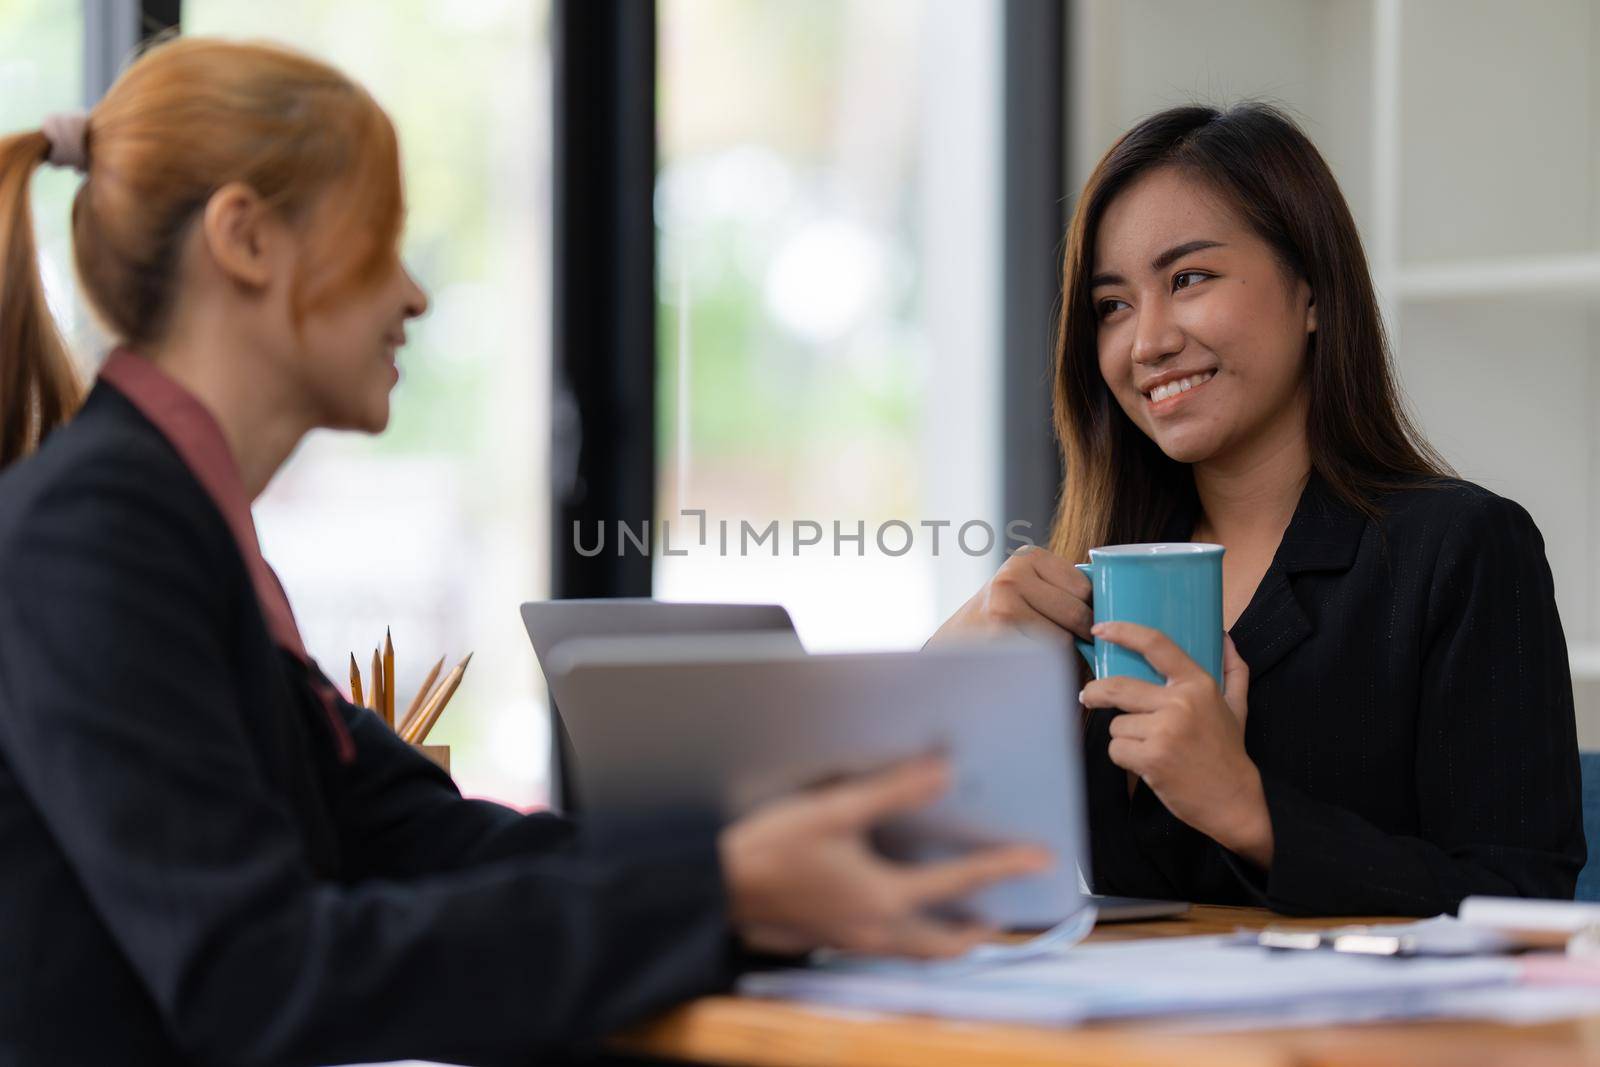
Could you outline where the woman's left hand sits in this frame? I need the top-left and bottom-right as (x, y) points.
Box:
(1079, 622), (1274, 869)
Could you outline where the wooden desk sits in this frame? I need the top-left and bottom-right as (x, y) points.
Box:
(613, 905), (1600, 1067)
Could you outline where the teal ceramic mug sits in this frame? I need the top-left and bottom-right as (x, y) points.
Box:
(1073, 543), (1224, 685)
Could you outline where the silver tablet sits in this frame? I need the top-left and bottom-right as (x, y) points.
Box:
(545, 636), (1087, 929)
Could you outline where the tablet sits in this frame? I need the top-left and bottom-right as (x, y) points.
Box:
(545, 636), (1087, 929)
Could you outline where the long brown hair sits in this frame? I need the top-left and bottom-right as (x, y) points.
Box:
(0, 37), (403, 471)
(1048, 103), (1450, 562)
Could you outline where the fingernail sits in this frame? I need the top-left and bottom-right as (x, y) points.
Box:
(1090, 622), (1106, 635)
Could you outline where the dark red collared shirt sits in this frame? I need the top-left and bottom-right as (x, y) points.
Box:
(97, 347), (356, 763)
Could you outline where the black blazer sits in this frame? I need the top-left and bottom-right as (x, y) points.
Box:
(0, 382), (735, 1066)
(1084, 472), (1586, 916)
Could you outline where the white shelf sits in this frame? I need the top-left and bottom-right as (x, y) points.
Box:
(1573, 643), (1600, 683)
(1393, 253), (1600, 303)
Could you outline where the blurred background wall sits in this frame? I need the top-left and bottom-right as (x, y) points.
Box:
(4, 0), (1596, 805)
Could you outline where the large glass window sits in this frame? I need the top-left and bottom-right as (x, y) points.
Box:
(187, 1), (554, 806)
(654, 0), (1005, 652)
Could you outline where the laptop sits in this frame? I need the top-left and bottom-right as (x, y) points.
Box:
(519, 599), (803, 811)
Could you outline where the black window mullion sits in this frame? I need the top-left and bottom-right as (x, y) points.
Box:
(83, 0), (179, 106)
(1002, 0), (1069, 549)
(549, 0), (658, 600)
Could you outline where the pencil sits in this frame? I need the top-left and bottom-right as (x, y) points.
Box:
(349, 652), (364, 708)
(398, 654), (446, 739)
(370, 648), (384, 720)
(402, 652), (471, 745)
(382, 628), (395, 727)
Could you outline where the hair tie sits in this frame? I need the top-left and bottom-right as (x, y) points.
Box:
(41, 112), (89, 174)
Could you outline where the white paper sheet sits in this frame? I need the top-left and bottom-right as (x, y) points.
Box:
(740, 934), (1520, 1026)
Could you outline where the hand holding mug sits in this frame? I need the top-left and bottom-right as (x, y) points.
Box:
(927, 547), (1092, 646)
(1079, 624), (1271, 868)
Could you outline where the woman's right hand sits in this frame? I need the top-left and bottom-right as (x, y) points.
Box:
(718, 757), (1052, 959)
(926, 546), (1093, 647)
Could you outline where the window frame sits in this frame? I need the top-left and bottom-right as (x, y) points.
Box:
(84, 0), (179, 104)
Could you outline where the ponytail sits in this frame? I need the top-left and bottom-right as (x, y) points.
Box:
(0, 36), (403, 474)
(0, 130), (82, 469)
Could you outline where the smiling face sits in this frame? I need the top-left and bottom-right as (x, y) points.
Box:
(179, 173), (428, 440)
(1091, 165), (1316, 469)
(291, 243), (428, 434)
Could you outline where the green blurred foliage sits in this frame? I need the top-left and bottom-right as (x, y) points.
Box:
(187, 0), (550, 464)
(656, 0), (922, 519)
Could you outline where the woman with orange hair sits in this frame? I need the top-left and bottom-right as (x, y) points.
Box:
(0, 38), (1045, 1065)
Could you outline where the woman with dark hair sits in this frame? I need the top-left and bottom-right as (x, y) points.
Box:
(935, 102), (1584, 916)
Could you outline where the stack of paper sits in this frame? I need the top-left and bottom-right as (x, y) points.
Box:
(740, 934), (1520, 1027)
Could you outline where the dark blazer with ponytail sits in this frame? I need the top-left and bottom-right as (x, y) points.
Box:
(0, 379), (736, 1066)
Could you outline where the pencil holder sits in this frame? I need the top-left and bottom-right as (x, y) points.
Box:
(412, 743), (451, 775)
